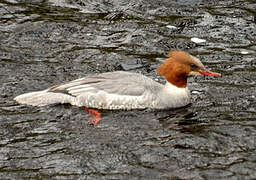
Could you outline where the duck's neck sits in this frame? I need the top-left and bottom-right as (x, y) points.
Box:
(164, 81), (188, 91)
(166, 74), (187, 88)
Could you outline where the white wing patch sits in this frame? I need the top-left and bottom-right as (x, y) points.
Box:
(67, 85), (97, 96)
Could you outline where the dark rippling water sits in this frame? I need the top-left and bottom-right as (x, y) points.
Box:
(0, 0), (255, 179)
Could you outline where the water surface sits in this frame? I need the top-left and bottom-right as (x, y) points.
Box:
(0, 0), (255, 179)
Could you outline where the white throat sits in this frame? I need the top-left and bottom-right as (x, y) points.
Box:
(160, 82), (191, 108)
(164, 81), (188, 93)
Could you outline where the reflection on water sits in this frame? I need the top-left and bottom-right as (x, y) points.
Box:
(0, 0), (255, 179)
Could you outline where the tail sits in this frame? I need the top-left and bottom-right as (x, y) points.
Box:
(14, 90), (76, 107)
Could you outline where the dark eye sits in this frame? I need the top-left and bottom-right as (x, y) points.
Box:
(190, 64), (197, 68)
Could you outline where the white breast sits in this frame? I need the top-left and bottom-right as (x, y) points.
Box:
(156, 82), (191, 109)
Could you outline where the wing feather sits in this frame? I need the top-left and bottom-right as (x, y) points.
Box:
(47, 71), (157, 97)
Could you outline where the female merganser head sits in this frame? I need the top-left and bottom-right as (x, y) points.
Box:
(157, 51), (220, 88)
(14, 50), (221, 125)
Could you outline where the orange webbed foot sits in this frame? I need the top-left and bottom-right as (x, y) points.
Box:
(82, 106), (101, 126)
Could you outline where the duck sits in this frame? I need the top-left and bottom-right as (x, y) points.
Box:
(14, 50), (221, 125)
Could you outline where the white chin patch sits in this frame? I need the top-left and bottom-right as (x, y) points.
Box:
(189, 71), (201, 76)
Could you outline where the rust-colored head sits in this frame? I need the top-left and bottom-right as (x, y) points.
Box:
(157, 50), (221, 88)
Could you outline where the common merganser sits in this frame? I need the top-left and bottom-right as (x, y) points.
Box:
(14, 50), (221, 125)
